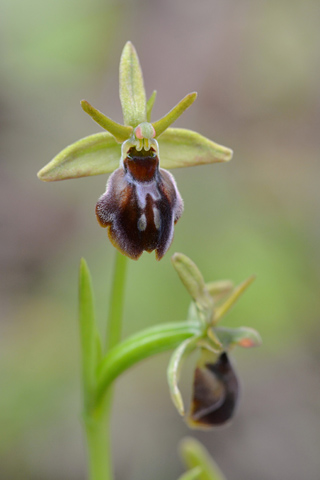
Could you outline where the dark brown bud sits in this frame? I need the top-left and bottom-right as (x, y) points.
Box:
(189, 352), (239, 428)
(96, 147), (183, 260)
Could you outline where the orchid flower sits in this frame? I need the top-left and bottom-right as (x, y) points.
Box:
(38, 42), (233, 260)
(168, 253), (261, 428)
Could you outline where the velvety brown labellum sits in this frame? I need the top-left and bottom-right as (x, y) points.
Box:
(189, 352), (239, 427)
(96, 147), (183, 260)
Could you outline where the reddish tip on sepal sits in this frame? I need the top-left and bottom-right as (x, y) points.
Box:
(95, 147), (183, 260)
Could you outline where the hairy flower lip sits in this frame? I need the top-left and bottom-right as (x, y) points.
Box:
(95, 147), (184, 260)
(188, 352), (239, 428)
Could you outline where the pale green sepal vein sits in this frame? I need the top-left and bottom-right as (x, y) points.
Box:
(152, 92), (197, 138)
(180, 438), (227, 480)
(167, 337), (199, 416)
(158, 128), (233, 169)
(79, 259), (101, 410)
(146, 90), (157, 122)
(81, 100), (132, 143)
(177, 466), (203, 480)
(37, 132), (121, 181)
(119, 41), (147, 127)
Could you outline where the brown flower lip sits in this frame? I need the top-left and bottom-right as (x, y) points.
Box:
(96, 147), (184, 260)
(189, 352), (239, 428)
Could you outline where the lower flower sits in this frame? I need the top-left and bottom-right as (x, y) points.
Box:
(188, 352), (239, 428)
(96, 146), (183, 260)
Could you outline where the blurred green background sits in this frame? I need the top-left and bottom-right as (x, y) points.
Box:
(1, 0), (320, 478)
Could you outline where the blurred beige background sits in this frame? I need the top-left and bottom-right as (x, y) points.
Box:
(1, 0), (320, 478)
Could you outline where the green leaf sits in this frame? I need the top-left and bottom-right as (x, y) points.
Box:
(171, 253), (213, 312)
(119, 41), (147, 127)
(81, 100), (132, 142)
(37, 132), (120, 181)
(79, 259), (101, 409)
(180, 438), (227, 480)
(146, 90), (157, 122)
(177, 467), (203, 480)
(167, 337), (199, 416)
(158, 128), (233, 169)
(152, 93), (197, 138)
(96, 321), (202, 403)
(214, 326), (262, 349)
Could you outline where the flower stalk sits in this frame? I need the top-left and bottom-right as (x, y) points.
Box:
(78, 255), (204, 480)
(105, 251), (128, 351)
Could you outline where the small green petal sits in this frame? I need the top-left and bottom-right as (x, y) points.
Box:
(158, 128), (233, 169)
(167, 337), (199, 416)
(81, 100), (132, 143)
(119, 41), (147, 127)
(180, 438), (227, 480)
(152, 93), (197, 138)
(37, 132), (120, 181)
(214, 326), (262, 349)
(146, 90), (157, 122)
(171, 253), (213, 312)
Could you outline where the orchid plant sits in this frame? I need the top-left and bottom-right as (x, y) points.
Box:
(38, 42), (261, 480)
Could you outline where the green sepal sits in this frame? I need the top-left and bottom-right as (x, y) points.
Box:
(167, 337), (199, 416)
(146, 90), (157, 122)
(158, 128), (233, 169)
(177, 466), (203, 480)
(214, 326), (262, 349)
(37, 132), (120, 181)
(152, 93), (197, 138)
(180, 438), (227, 480)
(37, 124), (234, 182)
(214, 275), (256, 323)
(119, 41), (147, 127)
(81, 100), (132, 142)
(78, 259), (102, 410)
(171, 253), (214, 312)
(205, 280), (234, 301)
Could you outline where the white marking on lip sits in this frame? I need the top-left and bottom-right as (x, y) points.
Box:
(137, 214), (147, 231)
(153, 207), (161, 230)
(134, 181), (161, 209)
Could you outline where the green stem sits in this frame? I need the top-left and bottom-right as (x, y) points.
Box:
(85, 251), (128, 480)
(84, 413), (112, 480)
(106, 251), (128, 351)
